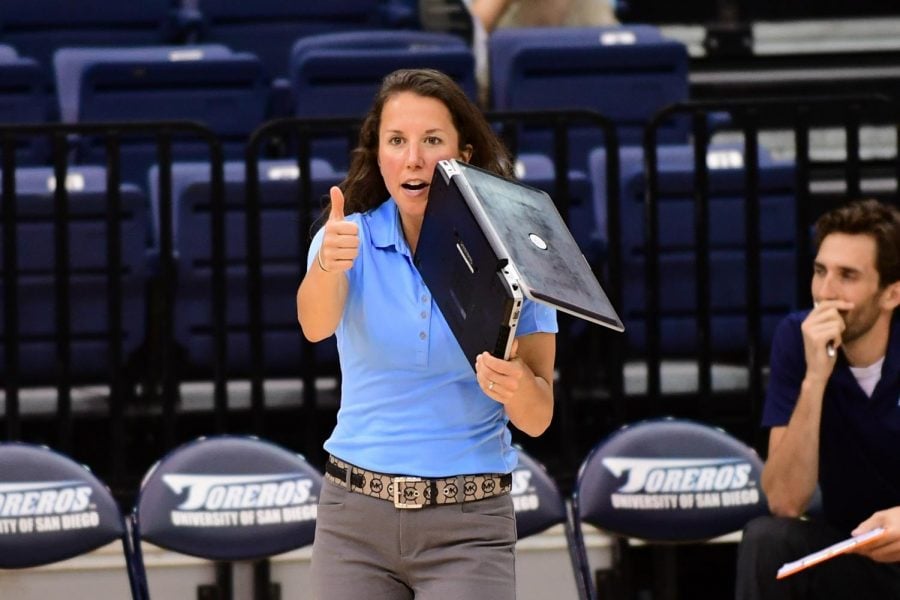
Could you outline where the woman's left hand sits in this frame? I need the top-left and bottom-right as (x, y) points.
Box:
(476, 339), (530, 404)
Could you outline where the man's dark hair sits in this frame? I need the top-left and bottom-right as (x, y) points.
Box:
(814, 199), (900, 287)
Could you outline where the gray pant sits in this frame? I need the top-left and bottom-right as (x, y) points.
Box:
(311, 479), (517, 600)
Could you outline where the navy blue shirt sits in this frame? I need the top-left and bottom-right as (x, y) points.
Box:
(762, 310), (900, 534)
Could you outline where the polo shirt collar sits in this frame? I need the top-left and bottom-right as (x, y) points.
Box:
(366, 197), (411, 256)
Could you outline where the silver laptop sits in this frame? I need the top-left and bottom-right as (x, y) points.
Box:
(414, 159), (624, 368)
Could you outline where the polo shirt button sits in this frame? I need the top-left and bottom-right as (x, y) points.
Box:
(420, 311), (427, 319)
(419, 332), (427, 340)
(421, 295), (428, 303)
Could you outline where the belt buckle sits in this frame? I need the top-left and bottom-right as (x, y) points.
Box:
(392, 476), (424, 509)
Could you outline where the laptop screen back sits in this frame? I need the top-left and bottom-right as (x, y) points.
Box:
(455, 161), (623, 330)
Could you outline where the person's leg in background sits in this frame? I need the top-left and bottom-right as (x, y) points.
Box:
(736, 515), (900, 600)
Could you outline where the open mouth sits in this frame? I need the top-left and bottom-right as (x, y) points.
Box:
(402, 181), (428, 191)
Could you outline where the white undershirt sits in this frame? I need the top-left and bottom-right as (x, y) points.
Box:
(849, 356), (885, 397)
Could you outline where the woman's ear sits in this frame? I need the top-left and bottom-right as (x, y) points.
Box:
(459, 144), (473, 163)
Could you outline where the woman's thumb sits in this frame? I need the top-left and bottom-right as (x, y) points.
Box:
(329, 186), (345, 221)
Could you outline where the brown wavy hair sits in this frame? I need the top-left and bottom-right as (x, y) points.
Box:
(331, 68), (513, 216)
(814, 198), (900, 287)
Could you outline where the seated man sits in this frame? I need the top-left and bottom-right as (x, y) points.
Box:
(736, 199), (900, 599)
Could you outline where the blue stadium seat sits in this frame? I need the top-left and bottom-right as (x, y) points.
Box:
(193, 0), (385, 79)
(130, 435), (322, 599)
(54, 45), (270, 186)
(290, 29), (477, 117)
(588, 144), (797, 357)
(147, 159), (342, 378)
(0, 442), (138, 598)
(288, 29), (477, 168)
(0, 45), (44, 123)
(0, 166), (149, 385)
(0, 1), (188, 86)
(0, 45), (47, 161)
(571, 418), (768, 599)
(489, 25), (690, 168)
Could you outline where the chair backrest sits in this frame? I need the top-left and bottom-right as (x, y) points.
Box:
(54, 45), (269, 185)
(574, 418), (767, 541)
(0, 45), (47, 162)
(0, 442), (135, 594)
(589, 143), (797, 358)
(290, 29), (477, 117)
(288, 29), (477, 168)
(195, 0), (383, 77)
(147, 159), (342, 377)
(0, 45), (44, 120)
(512, 447), (568, 539)
(489, 25), (689, 168)
(131, 435), (323, 597)
(0, 1), (182, 75)
(571, 418), (768, 599)
(0, 166), (149, 384)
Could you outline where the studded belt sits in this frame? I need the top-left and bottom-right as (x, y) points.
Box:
(324, 455), (512, 509)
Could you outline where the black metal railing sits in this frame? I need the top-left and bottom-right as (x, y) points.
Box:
(639, 94), (900, 445)
(0, 120), (224, 491)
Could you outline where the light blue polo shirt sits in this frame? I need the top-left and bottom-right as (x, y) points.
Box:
(307, 197), (558, 477)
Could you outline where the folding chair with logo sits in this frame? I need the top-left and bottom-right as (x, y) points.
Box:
(512, 447), (588, 599)
(571, 418), (768, 599)
(130, 435), (323, 599)
(0, 442), (138, 598)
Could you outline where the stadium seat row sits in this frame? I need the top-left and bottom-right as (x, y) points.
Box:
(0, 22), (690, 169)
(0, 137), (797, 392)
(0, 0), (414, 81)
